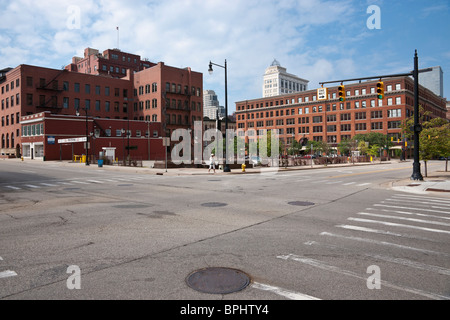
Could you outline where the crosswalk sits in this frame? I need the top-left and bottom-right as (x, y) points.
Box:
(276, 193), (450, 300)
(240, 174), (374, 188)
(2, 176), (148, 191)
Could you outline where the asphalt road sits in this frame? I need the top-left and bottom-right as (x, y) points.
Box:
(0, 159), (449, 302)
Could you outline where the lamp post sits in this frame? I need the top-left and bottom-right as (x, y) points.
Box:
(411, 50), (423, 181)
(76, 107), (89, 166)
(208, 59), (231, 172)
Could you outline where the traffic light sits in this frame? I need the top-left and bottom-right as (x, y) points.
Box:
(376, 81), (384, 99)
(338, 84), (345, 102)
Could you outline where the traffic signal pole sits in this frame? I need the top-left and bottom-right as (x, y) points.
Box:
(319, 50), (432, 181)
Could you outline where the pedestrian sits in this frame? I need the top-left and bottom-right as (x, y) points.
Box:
(208, 153), (216, 173)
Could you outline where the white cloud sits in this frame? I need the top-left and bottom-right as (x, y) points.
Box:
(5, 0), (446, 110)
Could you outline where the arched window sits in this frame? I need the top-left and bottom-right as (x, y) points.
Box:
(6, 133), (9, 148)
(1, 134), (4, 148)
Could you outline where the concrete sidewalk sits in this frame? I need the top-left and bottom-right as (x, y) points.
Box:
(390, 171), (450, 195)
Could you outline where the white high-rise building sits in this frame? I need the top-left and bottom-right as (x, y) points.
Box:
(419, 66), (444, 97)
(263, 59), (309, 98)
(203, 90), (225, 120)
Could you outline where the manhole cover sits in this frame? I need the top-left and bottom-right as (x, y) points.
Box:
(186, 267), (250, 294)
(288, 201), (315, 206)
(201, 202), (228, 207)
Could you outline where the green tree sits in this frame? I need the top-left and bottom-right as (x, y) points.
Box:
(305, 140), (330, 156)
(338, 139), (352, 156)
(367, 144), (380, 159)
(401, 106), (450, 176)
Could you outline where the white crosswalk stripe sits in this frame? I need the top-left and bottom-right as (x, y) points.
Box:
(279, 193), (450, 300)
(5, 186), (21, 190)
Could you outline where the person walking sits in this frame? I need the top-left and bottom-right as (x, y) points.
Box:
(208, 153), (216, 173)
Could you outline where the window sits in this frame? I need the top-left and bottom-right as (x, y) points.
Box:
(355, 112), (366, 120)
(63, 97), (69, 109)
(396, 97), (401, 105)
(74, 83), (80, 93)
(85, 84), (90, 94)
(387, 98), (393, 106)
(388, 121), (401, 129)
(340, 113), (351, 121)
(371, 122), (383, 130)
(341, 124), (351, 131)
(313, 116), (322, 123)
(355, 123), (367, 131)
(327, 125), (337, 132)
(371, 110), (383, 119)
(313, 126), (323, 133)
(395, 84), (401, 90)
(387, 109), (402, 118)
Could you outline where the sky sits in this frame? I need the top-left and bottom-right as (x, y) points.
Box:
(1, 0), (449, 114)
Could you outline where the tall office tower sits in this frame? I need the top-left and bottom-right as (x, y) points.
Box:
(203, 90), (225, 119)
(419, 66), (444, 97)
(263, 59), (309, 98)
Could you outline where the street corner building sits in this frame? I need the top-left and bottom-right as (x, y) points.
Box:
(236, 76), (448, 155)
(0, 47), (203, 161)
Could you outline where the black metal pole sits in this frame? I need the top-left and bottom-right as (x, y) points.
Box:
(411, 50), (423, 180)
(224, 59), (231, 172)
(127, 117), (130, 160)
(85, 108), (89, 166)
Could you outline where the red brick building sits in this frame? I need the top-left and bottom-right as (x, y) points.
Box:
(235, 76), (447, 152)
(0, 48), (203, 160)
(20, 112), (164, 161)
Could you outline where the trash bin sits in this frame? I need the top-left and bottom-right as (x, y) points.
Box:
(98, 159), (104, 168)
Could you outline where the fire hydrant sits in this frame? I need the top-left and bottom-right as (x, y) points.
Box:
(241, 163), (246, 172)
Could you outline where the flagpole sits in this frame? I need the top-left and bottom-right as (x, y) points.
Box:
(117, 26), (119, 49)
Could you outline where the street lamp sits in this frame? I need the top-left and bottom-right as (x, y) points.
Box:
(76, 107), (90, 166)
(208, 60), (231, 172)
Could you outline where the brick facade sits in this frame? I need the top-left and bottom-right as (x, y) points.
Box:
(0, 48), (203, 160)
(236, 77), (447, 150)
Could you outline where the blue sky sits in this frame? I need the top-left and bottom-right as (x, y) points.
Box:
(1, 0), (449, 114)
